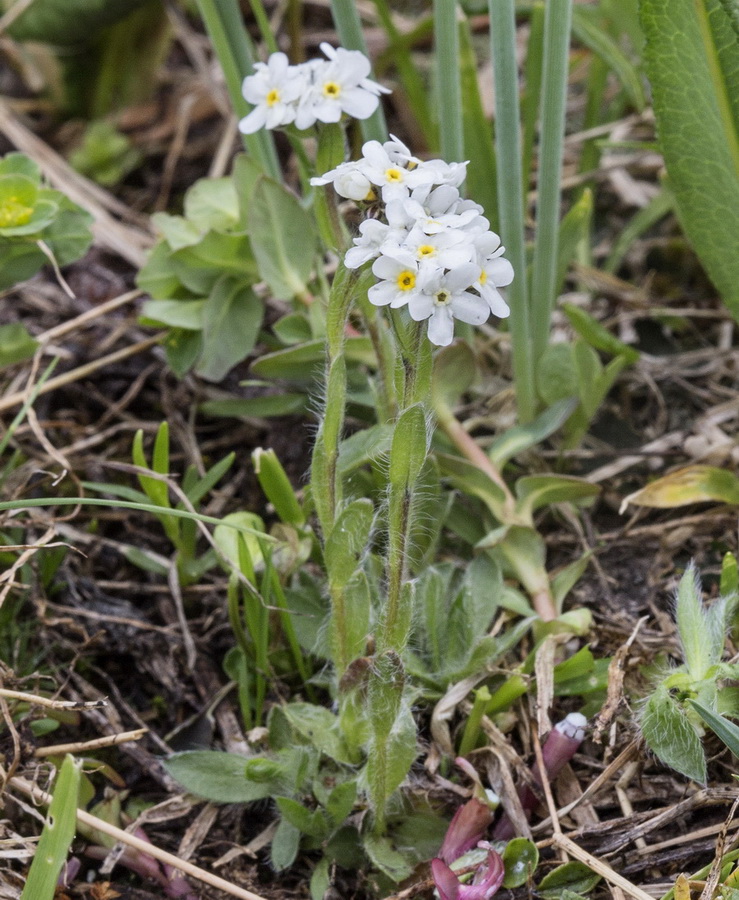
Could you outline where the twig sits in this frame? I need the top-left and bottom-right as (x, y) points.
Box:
(549, 832), (655, 900)
(0, 335), (162, 414)
(0, 689), (107, 710)
(9, 775), (271, 900)
(34, 729), (148, 757)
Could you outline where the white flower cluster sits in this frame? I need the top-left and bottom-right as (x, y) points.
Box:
(311, 137), (514, 347)
(239, 44), (390, 135)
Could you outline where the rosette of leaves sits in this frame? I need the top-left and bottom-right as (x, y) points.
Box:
(137, 157), (317, 382)
(0, 152), (93, 293)
(639, 563), (739, 783)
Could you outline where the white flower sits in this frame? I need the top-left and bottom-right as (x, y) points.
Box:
(310, 161), (374, 201)
(295, 45), (387, 128)
(401, 185), (479, 234)
(408, 263), (489, 346)
(345, 218), (390, 268)
(401, 224), (472, 271)
(473, 232), (514, 317)
(357, 141), (435, 202)
(368, 250), (423, 308)
(239, 52), (304, 134)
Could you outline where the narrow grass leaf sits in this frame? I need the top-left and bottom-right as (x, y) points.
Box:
(21, 754), (81, 900)
(690, 699), (739, 758)
(640, 0), (739, 317)
(434, 0), (464, 162)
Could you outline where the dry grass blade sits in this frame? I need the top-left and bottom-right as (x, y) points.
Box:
(550, 832), (655, 900)
(9, 775), (271, 900)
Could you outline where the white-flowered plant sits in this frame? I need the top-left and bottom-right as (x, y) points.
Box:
(311, 136), (514, 346)
(239, 44), (390, 135)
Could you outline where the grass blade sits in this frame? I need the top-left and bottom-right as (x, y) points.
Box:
(489, 0), (535, 422)
(529, 0), (573, 369)
(21, 755), (81, 900)
(433, 0), (464, 162)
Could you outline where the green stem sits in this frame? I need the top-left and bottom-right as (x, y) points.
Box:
(458, 685), (492, 755)
(529, 0), (573, 367)
(489, 0), (535, 423)
(246, 0), (279, 54)
(330, 0), (388, 142)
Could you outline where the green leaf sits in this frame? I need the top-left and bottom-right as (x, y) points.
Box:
(137, 240), (185, 299)
(436, 452), (510, 523)
(502, 838), (539, 889)
(325, 499), (374, 590)
(0, 322), (38, 369)
(164, 750), (278, 802)
(622, 464), (739, 509)
(0, 240), (45, 288)
(252, 447), (305, 526)
(515, 475), (600, 521)
(363, 833), (414, 883)
(690, 699), (739, 757)
(640, 0), (739, 316)
(389, 404), (428, 488)
(184, 177), (240, 232)
(537, 861), (601, 899)
(21, 754), (81, 900)
(562, 302), (640, 363)
(196, 276), (264, 382)
(39, 201), (93, 266)
(325, 780), (357, 827)
(431, 341), (477, 414)
(556, 189), (592, 295)
(337, 424), (394, 475)
(200, 394), (306, 418)
(572, 7), (646, 110)
(271, 817), (301, 871)
(640, 684), (707, 783)
(251, 337), (375, 382)
(0, 152), (40, 182)
(152, 213), (202, 251)
(140, 299), (205, 330)
(247, 175), (317, 300)
(487, 398), (578, 468)
(537, 343), (578, 405)
(282, 703), (354, 764)
(275, 797), (329, 839)
(7, 0), (151, 45)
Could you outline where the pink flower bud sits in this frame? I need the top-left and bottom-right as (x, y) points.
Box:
(439, 798), (495, 864)
(432, 845), (505, 900)
(493, 713), (587, 840)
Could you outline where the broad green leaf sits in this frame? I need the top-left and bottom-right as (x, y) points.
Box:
(640, 685), (707, 783)
(502, 838), (539, 888)
(325, 499), (374, 590)
(282, 703), (354, 764)
(164, 329), (202, 378)
(0, 152), (40, 181)
(0, 322), (38, 369)
(436, 452), (510, 523)
(431, 341), (476, 414)
(556, 189), (592, 296)
(0, 240), (45, 289)
(152, 212), (202, 251)
(164, 750), (277, 802)
(389, 404), (428, 488)
(137, 241), (184, 299)
(537, 862), (601, 899)
(196, 276), (264, 382)
(622, 465), (739, 510)
(337, 424), (394, 475)
(363, 833), (414, 883)
(140, 299), (205, 330)
(184, 177), (240, 233)
(251, 337), (375, 381)
(39, 202), (93, 266)
(275, 797), (328, 839)
(325, 780), (357, 827)
(640, 0), (739, 316)
(213, 511), (266, 573)
(515, 475), (600, 521)
(690, 699), (739, 757)
(271, 817), (301, 871)
(7, 0), (150, 45)
(200, 395), (306, 418)
(247, 176), (317, 300)
(488, 398), (578, 468)
(537, 344), (578, 405)
(21, 754), (81, 900)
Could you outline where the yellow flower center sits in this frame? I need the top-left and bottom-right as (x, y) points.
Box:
(385, 168), (404, 183)
(323, 81), (341, 98)
(266, 88), (281, 107)
(417, 244), (436, 258)
(479, 269), (488, 285)
(0, 197), (33, 228)
(396, 271), (416, 291)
